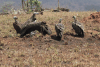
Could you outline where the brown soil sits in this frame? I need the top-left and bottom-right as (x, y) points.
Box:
(1, 12), (100, 67)
(1, 32), (100, 67)
(82, 11), (100, 23)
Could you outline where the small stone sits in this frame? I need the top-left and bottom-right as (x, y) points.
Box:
(0, 43), (4, 46)
(3, 36), (8, 38)
(64, 42), (68, 45)
(94, 54), (99, 58)
(0, 47), (3, 50)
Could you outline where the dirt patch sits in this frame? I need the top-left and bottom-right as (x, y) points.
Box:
(1, 11), (100, 67)
(82, 11), (100, 23)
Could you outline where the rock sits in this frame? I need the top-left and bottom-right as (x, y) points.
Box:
(64, 41), (68, 45)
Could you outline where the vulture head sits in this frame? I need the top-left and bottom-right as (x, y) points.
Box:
(13, 16), (18, 23)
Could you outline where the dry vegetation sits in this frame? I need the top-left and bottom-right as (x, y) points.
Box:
(0, 11), (100, 67)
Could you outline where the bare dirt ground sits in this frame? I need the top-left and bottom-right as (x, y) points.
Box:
(0, 11), (100, 67)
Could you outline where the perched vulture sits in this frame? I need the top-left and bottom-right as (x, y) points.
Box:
(72, 16), (84, 37)
(13, 13), (36, 34)
(13, 13), (52, 38)
(13, 16), (22, 34)
(55, 18), (64, 40)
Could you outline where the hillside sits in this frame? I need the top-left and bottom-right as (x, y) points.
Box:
(0, 11), (100, 67)
(0, 0), (100, 11)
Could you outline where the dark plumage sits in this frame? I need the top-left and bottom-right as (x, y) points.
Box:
(55, 18), (64, 40)
(13, 13), (36, 34)
(13, 16), (21, 34)
(13, 13), (52, 38)
(72, 16), (84, 37)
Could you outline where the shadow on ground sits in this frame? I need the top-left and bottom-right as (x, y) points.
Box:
(51, 35), (62, 41)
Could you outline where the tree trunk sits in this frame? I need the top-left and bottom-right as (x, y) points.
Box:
(58, 0), (59, 11)
(13, 13), (36, 34)
(22, 0), (24, 10)
(30, 0), (32, 11)
(27, 0), (29, 12)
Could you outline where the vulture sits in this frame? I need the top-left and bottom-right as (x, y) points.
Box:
(13, 13), (36, 34)
(72, 16), (84, 37)
(13, 13), (52, 38)
(13, 16), (22, 34)
(55, 18), (64, 40)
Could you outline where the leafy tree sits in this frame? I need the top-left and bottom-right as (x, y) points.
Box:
(28, 0), (41, 11)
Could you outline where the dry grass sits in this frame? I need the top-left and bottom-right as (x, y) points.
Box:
(0, 11), (100, 67)
(0, 11), (95, 37)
